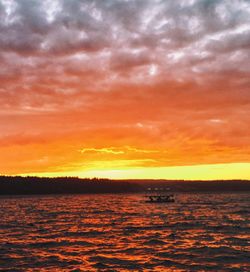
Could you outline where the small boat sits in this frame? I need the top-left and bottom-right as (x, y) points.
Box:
(144, 188), (175, 203)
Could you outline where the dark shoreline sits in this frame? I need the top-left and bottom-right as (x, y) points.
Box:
(0, 176), (249, 195)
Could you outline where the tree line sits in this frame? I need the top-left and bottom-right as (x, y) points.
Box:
(0, 176), (249, 195)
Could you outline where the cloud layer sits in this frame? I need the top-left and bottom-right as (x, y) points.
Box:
(0, 0), (250, 176)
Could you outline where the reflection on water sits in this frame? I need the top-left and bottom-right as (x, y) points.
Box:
(0, 193), (249, 271)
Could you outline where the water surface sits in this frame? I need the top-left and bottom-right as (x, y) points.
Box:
(0, 193), (249, 271)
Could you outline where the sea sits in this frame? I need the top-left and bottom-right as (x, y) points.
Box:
(0, 193), (249, 271)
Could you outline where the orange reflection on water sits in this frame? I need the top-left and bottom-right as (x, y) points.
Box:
(0, 193), (249, 271)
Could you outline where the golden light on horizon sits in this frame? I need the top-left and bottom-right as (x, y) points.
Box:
(21, 163), (250, 181)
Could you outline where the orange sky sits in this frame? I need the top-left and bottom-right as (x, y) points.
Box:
(0, 0), (250, 179)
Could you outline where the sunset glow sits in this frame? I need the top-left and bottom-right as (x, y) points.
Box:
(1, 0), (250, 179)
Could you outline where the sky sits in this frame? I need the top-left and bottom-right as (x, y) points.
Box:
(0, 0), (250, 180)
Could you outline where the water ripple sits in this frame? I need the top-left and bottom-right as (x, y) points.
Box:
(0, 193), (249, 271)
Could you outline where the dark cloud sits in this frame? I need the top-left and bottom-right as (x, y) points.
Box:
(0, 0), (249, 110)
(110, 49), (153, 72)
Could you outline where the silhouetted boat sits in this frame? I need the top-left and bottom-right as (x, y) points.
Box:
(144, 188), (175, 203)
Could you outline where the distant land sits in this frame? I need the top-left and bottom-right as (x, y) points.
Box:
(0, 176), (250, 195)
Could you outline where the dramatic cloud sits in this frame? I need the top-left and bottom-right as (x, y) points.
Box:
(0, 0), (250, 177)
